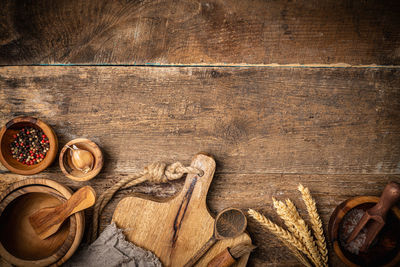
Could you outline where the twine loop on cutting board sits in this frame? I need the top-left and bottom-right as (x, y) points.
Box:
(90, 161), (203, 243)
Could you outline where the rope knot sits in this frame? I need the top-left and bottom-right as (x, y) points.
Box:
(144, 161), (203, 183)
(144, 162), (168, 183)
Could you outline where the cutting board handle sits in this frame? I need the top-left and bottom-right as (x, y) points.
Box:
(176, 153), (216, 209)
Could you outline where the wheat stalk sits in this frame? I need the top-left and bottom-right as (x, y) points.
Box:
(298, 184), (328, 267)
(272, 198), (308, 247)
(272, 198), (323, 267)
(281, 239), (312, 267)
(248, 209), (311, 267)
(287, 199), (323, 267)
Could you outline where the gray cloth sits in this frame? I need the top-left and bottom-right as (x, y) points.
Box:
(64, 223), (162, 267)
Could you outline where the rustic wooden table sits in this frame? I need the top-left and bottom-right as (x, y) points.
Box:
(1, 0), (399, 266)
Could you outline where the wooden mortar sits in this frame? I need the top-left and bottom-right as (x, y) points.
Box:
(0, 186), (76, 266)
(0, 179), (85, 266)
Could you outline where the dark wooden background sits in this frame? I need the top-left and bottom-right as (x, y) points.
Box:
(1, 0), (400, 266)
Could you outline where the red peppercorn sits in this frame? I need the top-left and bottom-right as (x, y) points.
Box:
(10, 126), (48, 165)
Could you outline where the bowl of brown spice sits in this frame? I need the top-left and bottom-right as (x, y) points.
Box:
(329, 196), (400, 267)
(0, 116), (58, 175)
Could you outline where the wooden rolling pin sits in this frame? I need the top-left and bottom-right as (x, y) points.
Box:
(207, 243), (256, 267)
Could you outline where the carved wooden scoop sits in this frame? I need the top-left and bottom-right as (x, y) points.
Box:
(347, 181), (400, 251)
(29, 185), (96, 239)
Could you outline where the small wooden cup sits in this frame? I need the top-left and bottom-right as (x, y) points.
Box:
(0, 116), (58, 175)
(59, 138), (103, 181)
(0, 179), (85, 266)
(329, 196), (400, 267)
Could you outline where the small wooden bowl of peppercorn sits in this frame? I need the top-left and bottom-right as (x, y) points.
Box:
(329, 196), (400, 267)
(0, 116), (58, 175)
(59, 138), (103, 181)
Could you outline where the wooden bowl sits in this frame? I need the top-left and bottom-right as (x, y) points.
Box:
(59, 138), (103, 181)
(329, 196), (400, 267)
(0, 116), (58, 175)
(0, 179), (85, 266)
(0, 186), (76, 266)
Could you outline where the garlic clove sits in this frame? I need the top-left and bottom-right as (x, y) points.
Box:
(69, 146), (94, 173)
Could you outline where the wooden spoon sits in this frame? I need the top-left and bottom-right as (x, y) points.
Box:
(29, 186), (96, 239)
(183, 208), (247, 267)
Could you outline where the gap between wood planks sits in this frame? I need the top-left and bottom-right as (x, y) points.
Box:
(1, 63), (400, 68)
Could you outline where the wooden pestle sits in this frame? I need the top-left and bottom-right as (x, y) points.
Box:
(29, 186), (96, 239)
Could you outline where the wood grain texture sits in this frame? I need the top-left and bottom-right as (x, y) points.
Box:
(0, 66), (399, 266)
(1, 66), (399, 174)
(0, 0), (400, 65)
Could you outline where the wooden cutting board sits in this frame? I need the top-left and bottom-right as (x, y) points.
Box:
(112, 153), (252, 267)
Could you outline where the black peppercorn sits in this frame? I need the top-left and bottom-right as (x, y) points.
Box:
(10, 127), (49, 165)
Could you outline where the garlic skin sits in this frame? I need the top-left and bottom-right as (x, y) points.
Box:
(69, 145), (94, 173)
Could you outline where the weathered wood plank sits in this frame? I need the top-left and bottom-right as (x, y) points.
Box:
(0, 66), (400, 266)
(0, 0), (399, 65)
(0, 169), (399, 266)
(1, 66), (399, 174)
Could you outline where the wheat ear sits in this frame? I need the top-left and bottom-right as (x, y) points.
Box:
(282, 199), (323, 267)
(272, 198), (309, 249)
(248, 209), (311, 267)
(298, 184), (328, 267)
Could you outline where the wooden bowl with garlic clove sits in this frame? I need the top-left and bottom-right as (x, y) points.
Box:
(59, 138), (103, 181)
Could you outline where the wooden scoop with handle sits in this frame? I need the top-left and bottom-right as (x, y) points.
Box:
(347, 181), (400, 251)
(29, 185), (96, 239)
